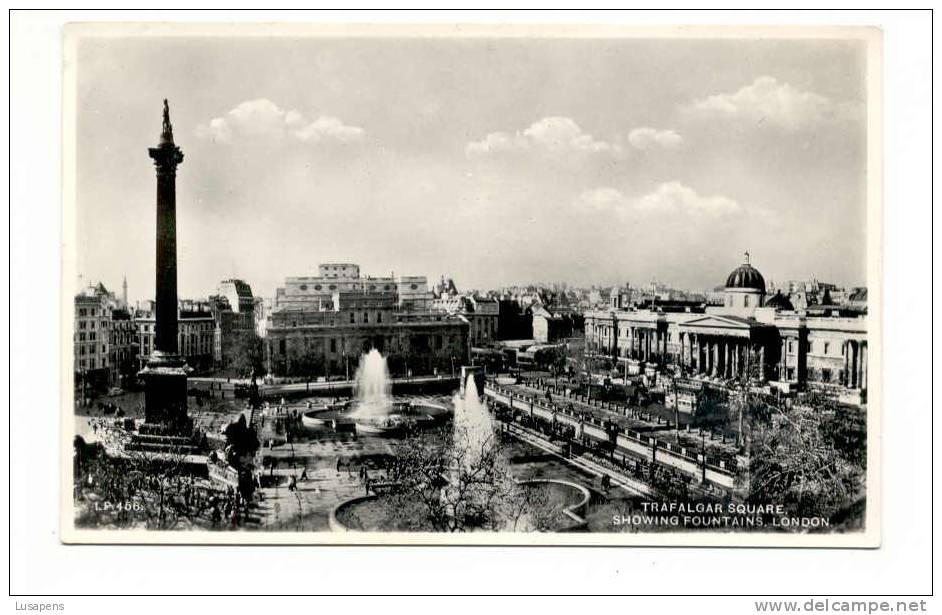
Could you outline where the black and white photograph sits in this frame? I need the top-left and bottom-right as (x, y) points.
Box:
(60, 23), (881, 546)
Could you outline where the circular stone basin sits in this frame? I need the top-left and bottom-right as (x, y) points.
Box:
(330, 479), (589, 532)
(302, 400), (451, 437)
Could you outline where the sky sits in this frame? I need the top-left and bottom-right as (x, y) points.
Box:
(73, 33), (869, 303)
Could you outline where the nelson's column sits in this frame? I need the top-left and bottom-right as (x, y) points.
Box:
(139, 99), (191, 435)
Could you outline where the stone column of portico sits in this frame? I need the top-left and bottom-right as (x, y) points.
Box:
(708, 339), (715, 377)
(850, 341), (858, 388)
(692, 334), (698, 372)
(719, 337), (727, 377)
(844, 342), (852, 389)
(779, 338), (786, 381)
(704, 336), (711, 375)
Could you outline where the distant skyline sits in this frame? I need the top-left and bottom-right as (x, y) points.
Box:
(74, 33), (868, 303)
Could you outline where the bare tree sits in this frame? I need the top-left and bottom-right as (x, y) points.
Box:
(744, 391), (866, 523)
(74, 421), (210, 530)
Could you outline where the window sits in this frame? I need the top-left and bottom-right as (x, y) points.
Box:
(744, 295), (750, 307)
(787, 340), (793, 353)
(299, 284), (308, 291)
(377, 312), (382, 323)
(823, 342), (830, 355)
(79, 321), (86, 330)
(363, 312), (369, 324)
(89, 359), (96, 368)
(78, 308), (87, 317)
(90, 331), (96, 341)
(79, 333), (86, 342)
(279, 339), (286, 354)
(350, 313), (355, 324)
(330, 339), (337, 353)
(821, 369), (832, 383)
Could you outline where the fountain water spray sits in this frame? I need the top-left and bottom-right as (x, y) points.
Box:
(453, 374), (494, 466)
(349, 349), (393, 419)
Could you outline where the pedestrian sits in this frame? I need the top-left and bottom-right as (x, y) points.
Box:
(300, 467), (308, 482)
(336, 457), (342, 473)
(288, 475), (297, 492)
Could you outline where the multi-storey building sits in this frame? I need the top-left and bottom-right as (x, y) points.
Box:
(108, 308), (138, 387)
(74, 288), (112, 392)
(211, 279), (256, 368)
(135, 301), (215, 372)
(273, 263), (432, 312)
(265, 282), (469, 378)
(583, 253), (868, 406)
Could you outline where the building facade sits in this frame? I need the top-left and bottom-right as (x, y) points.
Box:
(273, 263), (432, 312)
(211, 279), (256, 368)
(265, 283), (469, 378)
(74, 289), (112, 392)
(584, 254), (868, 406)
(136, 301), (215, 373)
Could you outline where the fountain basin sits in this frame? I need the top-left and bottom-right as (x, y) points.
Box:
(329, 479), (590, 532)
(302, 400), (451, 437)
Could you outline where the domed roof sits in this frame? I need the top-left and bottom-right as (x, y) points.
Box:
(765, 291), (794, 311)
(725, 252), (766, 292)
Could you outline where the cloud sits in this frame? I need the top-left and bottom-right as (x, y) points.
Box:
(627, 127), (684, 150)
(196, 99), (364, 144)
(468, 117), (687, 159)
(575, 182), (740, 217)
(634, 182), (740, 215)
(466, 116), (621, 158)
(687, 76), (857, 131)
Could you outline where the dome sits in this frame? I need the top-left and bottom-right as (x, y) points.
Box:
(724, 252), (766, 292)
(765, 291), (794, 311)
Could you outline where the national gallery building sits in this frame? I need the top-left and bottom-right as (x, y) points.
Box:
(583, 255), (868, 406)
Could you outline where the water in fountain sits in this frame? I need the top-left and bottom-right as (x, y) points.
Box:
(453, 374), (494, 463)
(349, 349), (393, 419)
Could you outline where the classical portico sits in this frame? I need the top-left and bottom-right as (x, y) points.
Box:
(678, 315), (777, 381)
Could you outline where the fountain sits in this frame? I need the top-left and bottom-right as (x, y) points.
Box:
(301, 349), (450, 436)
(350, 349), (393, 420)
(331, 370), (593, 532)
(453, 374), (494, 465)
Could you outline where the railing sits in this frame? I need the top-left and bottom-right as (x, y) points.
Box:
(484, 382), (737, 485)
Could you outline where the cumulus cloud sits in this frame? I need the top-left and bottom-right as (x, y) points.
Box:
(634, 182), (739, 215)
(627, 127), (684, 150)
(687, 76), (857, 131)
(466, 116), (621, 158)
(467, 117), (686, 158)
(575, 182), (740, 217)
(196, 99), (364, 144)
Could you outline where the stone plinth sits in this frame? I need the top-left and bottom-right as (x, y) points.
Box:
(139, 352), (191, 435)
